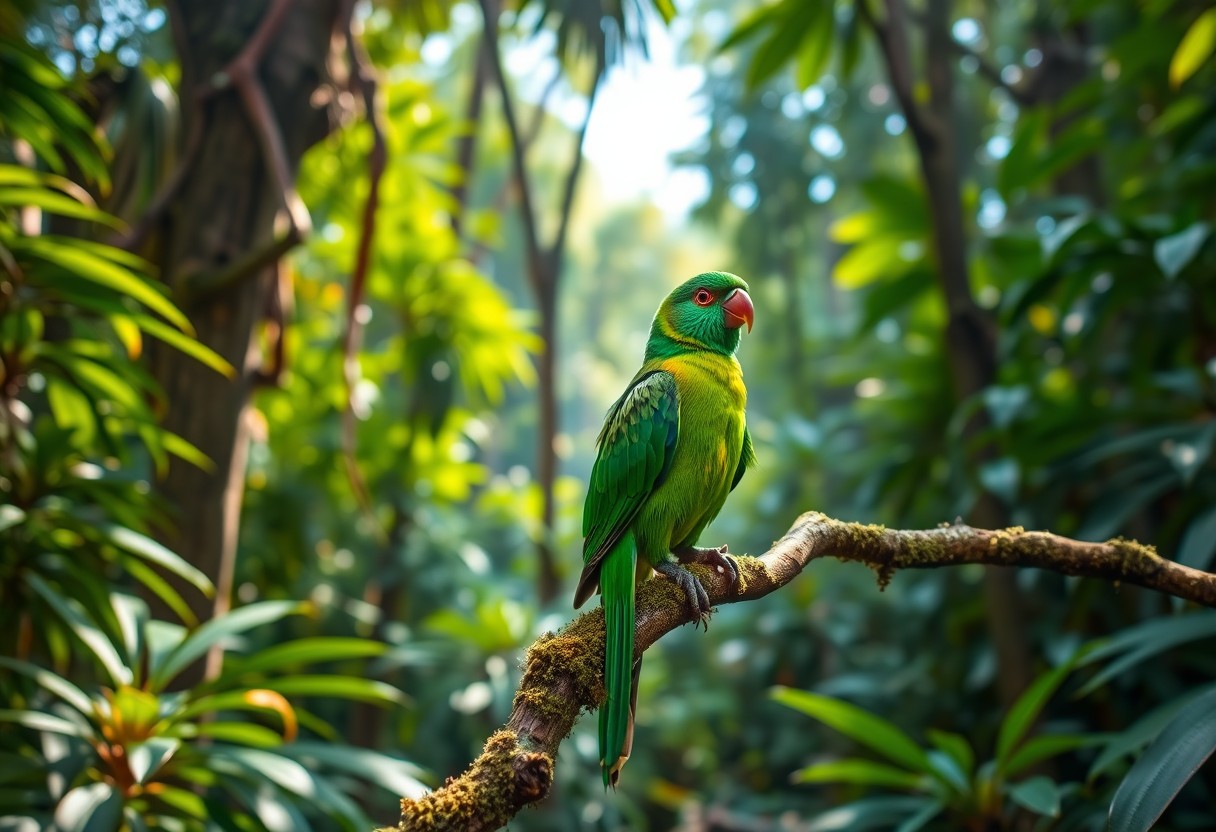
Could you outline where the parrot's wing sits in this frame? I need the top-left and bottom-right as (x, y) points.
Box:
(573, 370), (679, 608)
(731, 424), (755, 492)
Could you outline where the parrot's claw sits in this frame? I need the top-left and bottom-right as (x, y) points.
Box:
(654, 560), (713, 627)
(675, 544), (740, 596)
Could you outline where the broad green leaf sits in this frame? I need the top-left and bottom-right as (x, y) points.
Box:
(153, 785), (209, 819)
(105, 525), (213, 595)
(1077, 612), (1216, 697)
(128, 737), (180, 784)
(151, 601), (304, 690)
(18, 236), (188, 330)
(1170, 8), (1216, 87)
(1108, 683), (1216, 832)
(894, 800), (946, 832)
(207, 746), (315, 795)
(173, 689), (297, 734)
(1154, 222), (1209, 279)
(190, 721), (286, 748)
(1005, 733), (1109, 778)
(996, 654), (1080, 770)
(54, 782), (122, 832)
(0, 709), (92, 739)
(26, 574), (132, 686)
(263, 676), (408, 706)
(1177, 506), (1216, 570)
(833, 240), (908, 289)
(223, 638), (389, 678)
(794, 1), (834, 89)
(0, 657), (94, 716)
(718, 3), (780, 52)
(0, 187), (123, 228)
(1008, 776), (1062, 818)
(1089, 689), (1208, 782)
(771, 687), (930, 772)
(794, 758), (926, 790)
(280, 741), (429, 798)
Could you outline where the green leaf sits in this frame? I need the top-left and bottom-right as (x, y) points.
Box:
(223, 638), (389, 678)
(191, 721), (286, 748)
(54, 782), (122, 832)
(1089, 689), (1207, 782)
(121, 558), (198, 629)
(0, 657), (95, 717)
(718, 3), (780, 52)
(26, 573), (132, 686)
(794, 758), (926, 789)
(996, 655), (1080, 771)
(893, 799), (946, 832)
(771, 687), (930, 772)
(1077, 612), (1216, 698)
(0, 187), (123, 228)
(1178, 506), (1216, 570)
(151, 601), (304, 690)
(1008, 776), (1062, 818)
(18, 236), (188, 331)
(207, 746), (315, 795)
(1154, 222), (1209, 279)
(649, 0), (675, 24)
(1108, 683), (1216, 832)
(1005, 734), (1108, 778)
(105, 525), (213, 596)
(803, 796), (939, 832)
(161, 430), (215, 471)
(1170, 8), (1216, 87)
(129, 313), (234, 378)
(926, 730), (974, 779)
(280, 742), (429, 798)
(794, 1), (834, 89)
(0, 709), (92, 739)
(128, 737), (180, 784)
(924, 750), (968, 794)
(264, 675), (409, 706)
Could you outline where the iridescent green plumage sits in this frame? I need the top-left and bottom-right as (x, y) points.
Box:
(574, 271), (755, 788)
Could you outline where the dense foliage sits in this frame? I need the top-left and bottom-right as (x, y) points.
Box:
(2, 0), (1215, 830)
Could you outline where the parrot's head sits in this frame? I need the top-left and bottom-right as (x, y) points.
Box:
(650, 271), (755, 357)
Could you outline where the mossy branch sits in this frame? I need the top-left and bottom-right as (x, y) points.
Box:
(379, 510), (1216, 831)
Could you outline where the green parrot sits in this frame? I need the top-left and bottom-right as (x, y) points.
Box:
(573, 271), (756, 788)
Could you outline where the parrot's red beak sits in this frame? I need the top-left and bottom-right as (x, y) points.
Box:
(722, 288), (754, 333)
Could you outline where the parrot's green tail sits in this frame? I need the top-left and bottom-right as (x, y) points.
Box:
(598, 531), (637, 789)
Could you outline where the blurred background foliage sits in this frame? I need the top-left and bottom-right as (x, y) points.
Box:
(1, 0), (1215, 829)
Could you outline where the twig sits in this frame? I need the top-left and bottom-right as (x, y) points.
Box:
(478, 0), (547, 292)
(379, 511), (1215, 831)
(216, 0), (312, 240)
(337, 0), (389, 531)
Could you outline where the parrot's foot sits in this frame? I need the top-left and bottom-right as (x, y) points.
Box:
(654, 560), (713, 628)
(674, 544), (740, 595)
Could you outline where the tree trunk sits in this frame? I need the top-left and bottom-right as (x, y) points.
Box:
(147, 0), (341, 679)
(871, 0), (1034, 705)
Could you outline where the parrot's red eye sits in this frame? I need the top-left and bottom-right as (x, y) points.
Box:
(693, 289), (714, 306)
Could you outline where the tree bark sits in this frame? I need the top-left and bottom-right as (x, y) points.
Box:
(378, 510), (1212, 831)
(145, 0), (342, 677)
